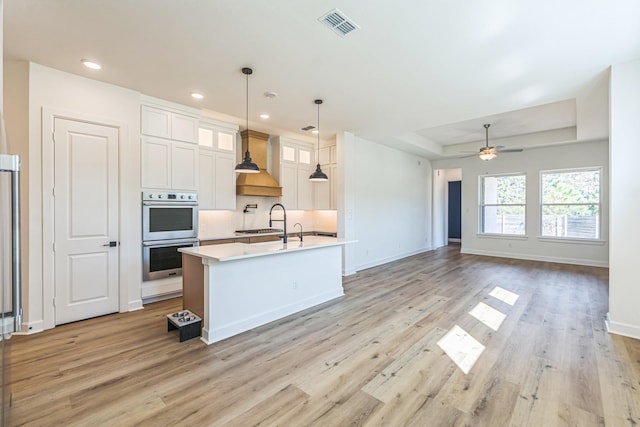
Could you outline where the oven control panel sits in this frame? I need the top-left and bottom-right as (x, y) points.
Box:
(143, 191), (198, 202)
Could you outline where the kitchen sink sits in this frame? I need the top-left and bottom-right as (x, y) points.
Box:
(235, 228), (283, 234)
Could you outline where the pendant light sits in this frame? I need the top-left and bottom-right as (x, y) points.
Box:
(235, 67), (260, 173)
(309, 99), (329, 182)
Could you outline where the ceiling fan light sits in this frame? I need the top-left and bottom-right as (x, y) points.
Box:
(479, 123), (497, 160)
(479, 150), (497, 161)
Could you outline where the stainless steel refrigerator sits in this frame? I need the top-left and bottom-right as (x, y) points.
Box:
(0, 153), (22, 426)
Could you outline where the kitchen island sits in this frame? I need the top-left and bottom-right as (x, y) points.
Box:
(179, 236), (352, 345)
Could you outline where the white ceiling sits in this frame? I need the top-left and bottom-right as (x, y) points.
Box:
(4, 1), (640, 158)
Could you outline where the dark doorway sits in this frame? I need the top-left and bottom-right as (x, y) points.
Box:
(448, 181), (461, 240)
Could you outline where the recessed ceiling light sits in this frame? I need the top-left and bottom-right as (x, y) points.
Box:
(311, 130), (319, 134)
(191, 92), (204, 100)
(259, 113), (270, 119)
(81, 59), (101, 70)
(264, 91), (278, 99)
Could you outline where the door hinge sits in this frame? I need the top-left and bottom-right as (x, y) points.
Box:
(52, 297), (56, 307)
(53, 242), (56, 252)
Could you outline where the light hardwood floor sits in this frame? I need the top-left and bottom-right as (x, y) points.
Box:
(8, 245), (640, 426)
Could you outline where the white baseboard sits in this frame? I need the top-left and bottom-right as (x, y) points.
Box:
(142, 291), (182, 305)
(605, 312), (640, 340)
(13, 319), (44, 335)
(128, 299), (144, 311)
(356, 247), (432, 272)
(460, 248), (608, 268)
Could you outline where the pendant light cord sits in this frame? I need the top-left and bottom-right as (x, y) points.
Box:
(317, 101), (320, 161)
(246, 71), (249, 154)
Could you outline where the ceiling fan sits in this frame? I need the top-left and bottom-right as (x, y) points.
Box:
(478, 124), (523, 160)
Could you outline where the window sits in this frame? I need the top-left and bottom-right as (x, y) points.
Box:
(480, 174), (526, 235)
(540, 168), (601, 240)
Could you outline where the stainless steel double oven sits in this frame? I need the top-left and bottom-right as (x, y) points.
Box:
(142, 191), (198, 281)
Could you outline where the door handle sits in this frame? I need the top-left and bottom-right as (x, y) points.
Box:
(103, 241), (118, 247)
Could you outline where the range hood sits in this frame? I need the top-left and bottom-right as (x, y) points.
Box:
(236, 130), (282, 197)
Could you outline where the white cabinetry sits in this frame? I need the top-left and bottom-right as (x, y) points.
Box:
(314, 145), (338, 210)
(141, 137), (199, 190)
(198, 119), (238, 210)
(141, 105), (199, 143)
(140, 98), (200, 191)
(271, 137), (314, 210)
(141, 137), (171, 189)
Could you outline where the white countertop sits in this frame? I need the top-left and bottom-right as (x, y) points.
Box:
(180, 236), (353, 262)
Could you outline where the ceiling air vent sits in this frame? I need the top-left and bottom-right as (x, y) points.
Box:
(319, 8), (359, 37)
(301, 125), (315, 131)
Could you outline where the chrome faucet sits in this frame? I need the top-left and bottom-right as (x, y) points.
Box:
(269, 203), (287, 244)
(293, 222), (303, 242)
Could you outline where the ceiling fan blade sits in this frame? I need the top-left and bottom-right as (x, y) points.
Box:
(496, 148), (523, 153)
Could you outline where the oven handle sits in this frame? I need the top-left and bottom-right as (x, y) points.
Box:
(143, 238), (199, 247)
(143, 201), (198, 207)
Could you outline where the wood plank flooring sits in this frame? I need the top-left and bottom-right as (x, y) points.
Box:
(7, 244), (640, 426)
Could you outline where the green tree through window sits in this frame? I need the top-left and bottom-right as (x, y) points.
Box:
(541, 169), (600, 239)
(480, 174), (526, 235)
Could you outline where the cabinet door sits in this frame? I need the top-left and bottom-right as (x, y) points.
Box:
(297, 167), (314, 210)
(216, 129), (236, 153)
(141, 137), (171, 189)
(298, 147), (313, 167)
(172, 142), (199, 190)
(198, 149), (215, 209)
(280, 163), (297, 209)
(281, 144), (297, 164)
(330, 164), (337, 209)
(313, 165), (331, 210)
(141, 106), (171, 138)
(214, 153), (236, 210)
(171, 113), (199, 143)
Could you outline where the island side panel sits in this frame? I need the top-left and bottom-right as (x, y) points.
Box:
(182, 253), (204, 319)
(201, 244), (344, 345)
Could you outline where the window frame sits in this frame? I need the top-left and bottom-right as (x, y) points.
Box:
(478, 172), (527, 237)
(539, 167), (602, 241)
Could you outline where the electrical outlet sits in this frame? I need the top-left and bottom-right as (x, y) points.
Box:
(292, 281), (298, 290)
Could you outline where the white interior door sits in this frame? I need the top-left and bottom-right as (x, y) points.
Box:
(53, 118), (119, 325)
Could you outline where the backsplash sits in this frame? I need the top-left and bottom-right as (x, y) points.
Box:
(199, 196), (336, 238)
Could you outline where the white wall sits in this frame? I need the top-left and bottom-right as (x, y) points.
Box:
(348, 135), (432, 271)
(607, 59), (640, 339)
(4, 62), (142, 331)
(432, 140), (609, 267)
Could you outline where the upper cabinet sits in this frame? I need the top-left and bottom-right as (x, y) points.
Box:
(197, 118), (239, 210)
(140, 97), (201, 191)
(271, 137), (314, 210)
(141, 105), (199, 143)
(318, 145), (337, 166)
(314, 144), (338, 210)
